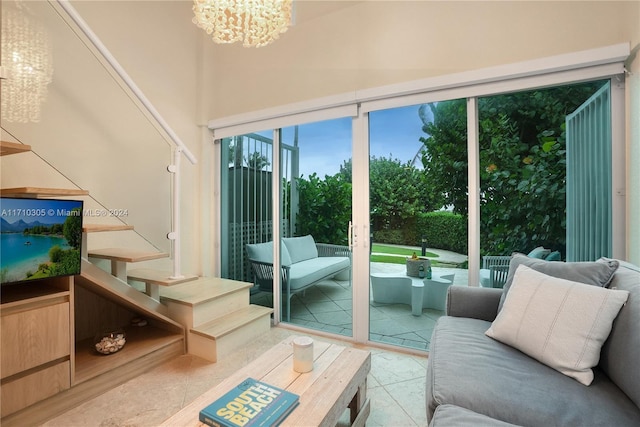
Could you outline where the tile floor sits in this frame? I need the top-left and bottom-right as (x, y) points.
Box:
(251, 263), (469, 351)
(44, 327), (429, 427)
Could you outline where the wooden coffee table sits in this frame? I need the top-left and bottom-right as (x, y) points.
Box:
(161, 336), (371, 427)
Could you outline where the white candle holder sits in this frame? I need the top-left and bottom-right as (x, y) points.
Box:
(292, 336), (314, 373)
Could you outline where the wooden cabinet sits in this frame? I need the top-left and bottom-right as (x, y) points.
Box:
(0, 277), (74, 417)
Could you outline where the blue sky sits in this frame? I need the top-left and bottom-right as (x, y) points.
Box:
(277, 104), (429, 179)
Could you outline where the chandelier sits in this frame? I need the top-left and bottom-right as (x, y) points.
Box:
(1, 1), (54, 123)
(192, 0), (292, 48)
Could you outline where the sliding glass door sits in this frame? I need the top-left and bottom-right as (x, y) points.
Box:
(277, 119), (353, 335)
(220, 119), (354, 337)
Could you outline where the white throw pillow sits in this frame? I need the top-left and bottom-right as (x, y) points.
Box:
(485, 265), (629, 385)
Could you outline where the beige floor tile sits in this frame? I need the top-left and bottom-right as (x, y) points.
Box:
(369, 349), (427, 386)
(366, 385), (419, 426)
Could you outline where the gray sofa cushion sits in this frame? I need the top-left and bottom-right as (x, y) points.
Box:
(498, 254), (619, 310)
(288, 257), (350, 291)
(426, 316), (640, 426)
(430, 404), (519, 427)
(600, 260), (640, 409)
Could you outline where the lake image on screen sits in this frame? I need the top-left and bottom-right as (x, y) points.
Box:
(1, 198), (83, 284)
(1, 233), (72, 283)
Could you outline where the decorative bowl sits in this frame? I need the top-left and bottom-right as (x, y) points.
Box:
(94, 330), (126, 355)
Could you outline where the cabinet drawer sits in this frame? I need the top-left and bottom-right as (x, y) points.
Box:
(1, 301), (70, 378)
(1, 360), (71, 417)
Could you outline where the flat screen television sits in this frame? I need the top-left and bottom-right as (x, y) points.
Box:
(1, 197), (84, 285)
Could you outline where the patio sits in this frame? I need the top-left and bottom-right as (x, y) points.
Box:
(250, 261), (469, 351)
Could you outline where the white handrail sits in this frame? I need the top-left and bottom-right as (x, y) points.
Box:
(55, 0), (197, 165)
(168, 149), (184, 279)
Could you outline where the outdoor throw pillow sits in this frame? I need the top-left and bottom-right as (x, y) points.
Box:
(545, 251), (562, 261)
(527, 246), (551, 259)
(486, 265), (629, 386)
(498, 253), (619, 311)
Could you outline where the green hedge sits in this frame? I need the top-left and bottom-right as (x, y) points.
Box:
(417, 211), (467, 254)
(373, 211), (467, 254)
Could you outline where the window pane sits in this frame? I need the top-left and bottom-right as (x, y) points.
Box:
(279, 118), (353, 335)
(368, 101), (468, 351)
(477, 80), (608, 288)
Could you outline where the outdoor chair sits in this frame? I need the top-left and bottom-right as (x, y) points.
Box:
(489, 265), (509, 288)
(479, 255), (511, 287)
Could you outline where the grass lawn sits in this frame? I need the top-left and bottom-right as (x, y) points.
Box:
(372, 244), (438, 258)
(371, 244), (440, 266)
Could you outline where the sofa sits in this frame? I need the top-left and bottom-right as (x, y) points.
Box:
(426, 254), (640, 426)
(246, 235), (351, 321)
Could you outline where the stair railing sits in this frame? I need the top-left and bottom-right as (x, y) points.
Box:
(55, 0), (197, 279)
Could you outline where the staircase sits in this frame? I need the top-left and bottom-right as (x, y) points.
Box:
(161, 277), (273, 362)
(0, 140), (273, 424)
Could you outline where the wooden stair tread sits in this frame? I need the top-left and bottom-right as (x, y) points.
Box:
(88, 248), (169, 262)
(127, 268), (198, 287)
(83, 224), (135, 233)
(191, 305), (273, 339)
(0, 141), (31, 156)
(1, 187), (89, 197)
(160, 277), (253, 306)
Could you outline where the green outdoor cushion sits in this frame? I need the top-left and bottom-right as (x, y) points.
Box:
(527, 246), (551, 259)
(545, 250), (562, 261)
(282, 235), (318, 264)
(246, 241), (293, 266)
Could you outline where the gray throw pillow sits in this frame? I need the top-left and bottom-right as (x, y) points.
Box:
(498, 253), (619, 311)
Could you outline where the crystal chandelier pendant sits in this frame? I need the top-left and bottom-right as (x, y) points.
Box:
(1, 0), (54, 123)
(192, 0), (292, 48)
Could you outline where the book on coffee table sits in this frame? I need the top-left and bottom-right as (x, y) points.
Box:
(199, 377), (299, 427)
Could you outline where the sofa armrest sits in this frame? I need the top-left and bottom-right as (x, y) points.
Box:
(445, 286), (503, 322)
(247, 259), (291, 292)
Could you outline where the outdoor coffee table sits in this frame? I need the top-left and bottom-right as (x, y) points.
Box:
(161, 336), (371, 427)
(371, 272), (454, 315)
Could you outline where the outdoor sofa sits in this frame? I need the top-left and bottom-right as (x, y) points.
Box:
(426, 254), (640, 426)
(246, 235), (350, 321)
